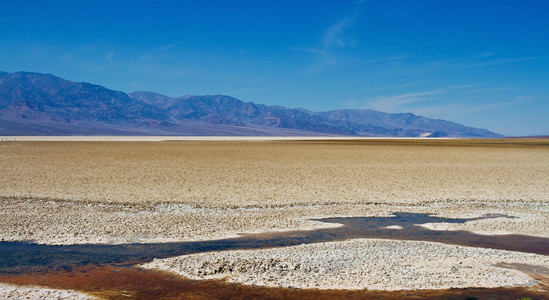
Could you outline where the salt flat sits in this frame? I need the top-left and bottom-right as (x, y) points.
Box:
(0, 283), (95, 300)
(0, 138), (548, 292)
(142, 239), (549, 290)
(0, 136), (456, 141)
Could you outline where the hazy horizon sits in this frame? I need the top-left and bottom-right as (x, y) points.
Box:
(1, 1), (548, 136)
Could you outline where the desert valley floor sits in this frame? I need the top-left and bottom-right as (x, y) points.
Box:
(0, 138), (548, 299)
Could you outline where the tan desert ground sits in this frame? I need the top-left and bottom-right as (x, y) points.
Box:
(0, 137), (548, 298)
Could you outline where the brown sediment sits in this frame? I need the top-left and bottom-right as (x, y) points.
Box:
(1, 265), (548, 300)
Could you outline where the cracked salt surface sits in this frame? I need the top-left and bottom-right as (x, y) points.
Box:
(143, 239), (549, 290)
(0, 283), (96, 299)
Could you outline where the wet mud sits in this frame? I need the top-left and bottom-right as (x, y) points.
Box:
(1, 212), (548, 299)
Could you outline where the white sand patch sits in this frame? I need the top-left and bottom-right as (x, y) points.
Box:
(410, 208), (549, 238)
(142, 239), (549, 291)
(0, 136), (430, 142)
(0, 283), (96, 299)
(384, 225), (403, 230)
(418, 223), (514, 235)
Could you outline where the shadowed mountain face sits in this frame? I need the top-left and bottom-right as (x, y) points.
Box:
(0, 72), (172, 128)
(0, 71), (502, 137)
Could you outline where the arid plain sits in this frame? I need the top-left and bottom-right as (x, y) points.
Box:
(1, 138), (548, 298)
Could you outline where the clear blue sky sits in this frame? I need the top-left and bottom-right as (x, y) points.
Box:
(1, 0), (548, 136)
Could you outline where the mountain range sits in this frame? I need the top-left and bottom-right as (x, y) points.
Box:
(0, 71), (502, 137)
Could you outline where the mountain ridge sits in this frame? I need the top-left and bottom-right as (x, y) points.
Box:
(0, 71), (502, 137)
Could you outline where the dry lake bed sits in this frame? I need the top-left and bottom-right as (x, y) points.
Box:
(0, 137), (548, 299)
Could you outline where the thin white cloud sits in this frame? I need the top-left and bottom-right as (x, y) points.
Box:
(376, 81), (420, 91)
(156, 41), (188, 52)
(58, 44), (122, 73)
(461, 87), (510, 94)
(363, 83), (530, 122)
(414, 55), (549, 71)
(359, 55), (406, 65)
(290, 0), (366, 76)
(515, 96), (534, 102)
(470, 56), (549, 67)
(322, 18), (352, 48)
(367, 91), (441, 112)
(299, 17), (354, 74)
(445, 83), (483, 90)
(291, 1), (413, 75)
(475, 52), (495, 59)
(408, 101), (519, 119)
(364, 82), (513, 114)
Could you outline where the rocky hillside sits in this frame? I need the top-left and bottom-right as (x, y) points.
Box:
(0, 71), (502, 137)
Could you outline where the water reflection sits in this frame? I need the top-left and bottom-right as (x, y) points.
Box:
(1, 212), (548, 275)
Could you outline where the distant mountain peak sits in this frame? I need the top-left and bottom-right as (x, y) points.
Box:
(0, 71), (502, 137)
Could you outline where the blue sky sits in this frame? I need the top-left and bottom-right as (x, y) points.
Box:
(1, 0), (548, 135)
